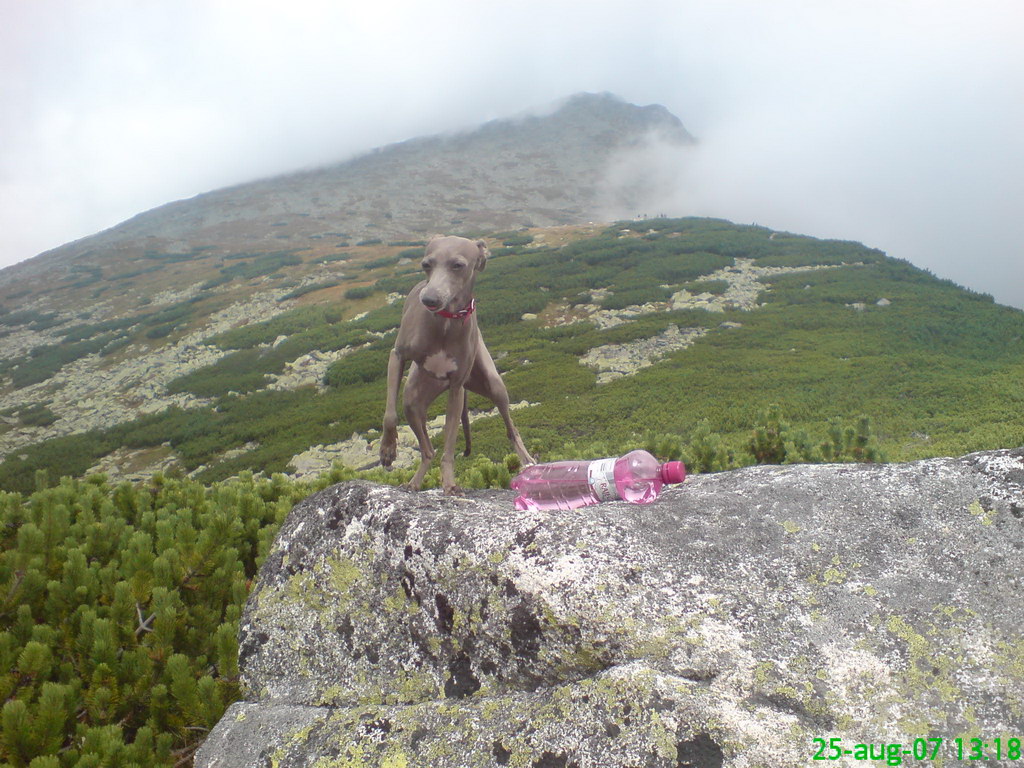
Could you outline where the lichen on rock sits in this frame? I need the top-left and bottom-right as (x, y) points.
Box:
(197, 448), (1024, 767)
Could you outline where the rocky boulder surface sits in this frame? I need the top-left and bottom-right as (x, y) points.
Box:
(196, 449), (1024, 767)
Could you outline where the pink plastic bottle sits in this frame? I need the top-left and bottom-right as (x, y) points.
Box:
(510, 450), (686, 511)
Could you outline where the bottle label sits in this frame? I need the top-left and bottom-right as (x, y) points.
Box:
(587, 458), (618, 502)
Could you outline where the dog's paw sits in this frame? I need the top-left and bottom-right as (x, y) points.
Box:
(443, 484), (465, 497)
(379, 441), (397, 467)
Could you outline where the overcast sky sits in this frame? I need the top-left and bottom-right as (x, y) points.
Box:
(2, 0), (1022, 308)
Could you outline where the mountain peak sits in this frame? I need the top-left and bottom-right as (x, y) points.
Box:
(469, 91), (692, 151)
(551, 91), (691, 138)
(4, 95), (693, 280)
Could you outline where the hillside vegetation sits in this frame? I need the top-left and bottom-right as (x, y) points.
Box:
(1, 217), (1022, 494)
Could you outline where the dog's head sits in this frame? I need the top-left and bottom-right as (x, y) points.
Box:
(419, 235), (489, 314)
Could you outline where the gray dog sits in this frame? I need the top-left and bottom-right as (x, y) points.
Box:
(379, 235), (535, 494)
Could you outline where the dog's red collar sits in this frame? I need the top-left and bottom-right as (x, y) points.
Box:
(436, 298), (476, 322)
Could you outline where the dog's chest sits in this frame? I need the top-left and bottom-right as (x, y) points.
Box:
(422, 351), (459, 379)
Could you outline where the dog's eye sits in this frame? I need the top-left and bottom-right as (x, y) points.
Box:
(422, 262), (432, 272)
(451, 262), (465, 270)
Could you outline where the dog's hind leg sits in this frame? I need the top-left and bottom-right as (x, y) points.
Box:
(461, 397), (471, 457)
(465, 345), (535, 467)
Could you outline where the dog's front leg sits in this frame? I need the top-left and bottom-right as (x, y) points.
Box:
(440, 384), (466, 495)
(380, 348), (405, 467)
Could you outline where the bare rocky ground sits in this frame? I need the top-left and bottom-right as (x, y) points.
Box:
(581, 324), (711, 384)
(266, 348), (354, 392)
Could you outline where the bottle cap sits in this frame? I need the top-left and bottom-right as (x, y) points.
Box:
(660, 461), (687, 485)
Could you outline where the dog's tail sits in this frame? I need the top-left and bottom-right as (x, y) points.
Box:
(462, 399), (471, 457)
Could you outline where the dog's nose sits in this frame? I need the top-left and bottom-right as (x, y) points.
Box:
(421, 292), (441, 310)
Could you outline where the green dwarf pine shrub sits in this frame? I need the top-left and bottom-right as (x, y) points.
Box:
(747, 405), (790, 465)
(0, 471), (308, 766)
(821, 415), (886, 463)
(683, 422), (738, 474)
(746, 406), (884, 466)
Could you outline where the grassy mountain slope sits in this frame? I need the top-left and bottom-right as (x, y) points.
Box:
(2, 217), (1021, 494)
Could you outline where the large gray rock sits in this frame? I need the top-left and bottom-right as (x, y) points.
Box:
(196, 449), (1024, 767)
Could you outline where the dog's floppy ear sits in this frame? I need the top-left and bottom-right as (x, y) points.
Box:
(475, 239), (489, 271)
